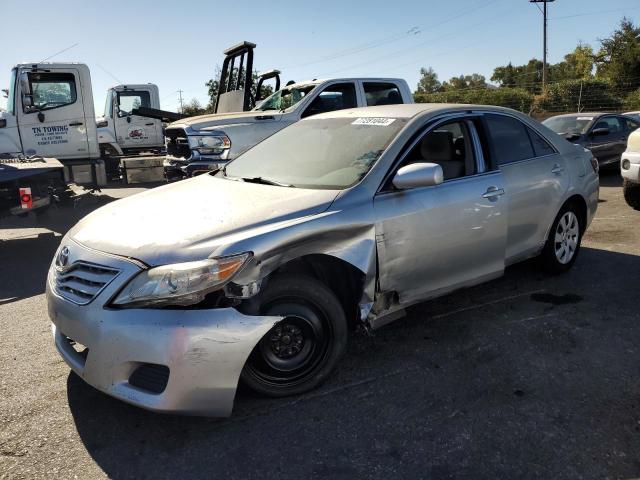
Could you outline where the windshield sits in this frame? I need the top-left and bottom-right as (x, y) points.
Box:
(224, 117), (407, 189)
(253, 85), (316, 112)
(543, 116), (593, 136)
(5, 69), (17, 115)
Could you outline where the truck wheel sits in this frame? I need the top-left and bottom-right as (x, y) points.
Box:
(623, 179), (640, 210)
(540, 202), (583, 274)
(241, 274), (347, 397)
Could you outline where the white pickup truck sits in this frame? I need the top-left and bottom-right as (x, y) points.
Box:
(163, 78), (413, 179)
(622, 129), (640, 209)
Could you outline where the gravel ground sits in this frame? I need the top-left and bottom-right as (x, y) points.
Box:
(1, 171), (639, 480)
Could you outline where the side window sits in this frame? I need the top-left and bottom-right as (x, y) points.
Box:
(527, 126), (555, 157)
(26, 72), (76, 112)
(363, 82), (403, 106)
(592, 116), (623, 135)
(301, 83), (357, 118)
(485, 114), (534, 165)
(625, 118), (640, 133)
(400, 120), (476, 181)
(117, 91), (150, 117)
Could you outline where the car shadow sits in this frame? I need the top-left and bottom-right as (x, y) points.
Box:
(66, 246), (640, 479)
(0, 194), (118, 305)
(599, 168), (622, 187)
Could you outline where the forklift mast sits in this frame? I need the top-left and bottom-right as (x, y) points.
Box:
(214, 41), (256, 114)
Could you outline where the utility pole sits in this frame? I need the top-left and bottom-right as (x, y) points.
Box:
(530, 0), (555, 91)
(178, 89), (184, 113)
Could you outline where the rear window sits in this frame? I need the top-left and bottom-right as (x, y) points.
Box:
(485, 114), (534, 165)
(527, 127), (555, 157)
(363, 82), (403, 106)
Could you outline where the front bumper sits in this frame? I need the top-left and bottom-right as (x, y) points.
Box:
(46, 240), (279, 416)
(621, 151), (640, 183)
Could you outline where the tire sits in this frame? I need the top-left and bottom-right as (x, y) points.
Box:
(240, 274), (348, 397)
(540, 202), (583, 274)
(623, 179), (640, 210)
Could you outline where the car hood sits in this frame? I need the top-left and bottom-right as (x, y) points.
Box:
(168, 110), (284, 131)
(68, 175), (340, 266)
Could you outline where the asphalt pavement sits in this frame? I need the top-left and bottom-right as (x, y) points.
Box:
(1, 171), (639, 480)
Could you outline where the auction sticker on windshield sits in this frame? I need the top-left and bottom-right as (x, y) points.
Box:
(352, 118), (396, 126)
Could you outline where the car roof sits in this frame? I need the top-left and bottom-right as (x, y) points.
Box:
(546, 112), (616, 119)
(285, 78), (406, 89)
(309, 103), (521, 120)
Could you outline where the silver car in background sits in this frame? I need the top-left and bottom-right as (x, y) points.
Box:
(46, 104), (599, 416)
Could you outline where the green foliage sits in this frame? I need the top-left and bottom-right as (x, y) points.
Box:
(414, 87), (534, 113)
(596, 18), (640, 90)
(534, 79), (622, 113)
(442, 74), (486, 91)
(182, 98), (206, 116)
(416, 67), (441, 93)
(623, 90), (640, 110)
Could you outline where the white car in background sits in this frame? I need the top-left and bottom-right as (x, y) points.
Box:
(622, 128), (640, 209)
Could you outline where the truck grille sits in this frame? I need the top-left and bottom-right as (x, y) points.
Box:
(54, 262), (120, 305)
(165, 128), (191, 159)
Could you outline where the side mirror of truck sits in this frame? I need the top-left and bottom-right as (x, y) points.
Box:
(18, 72), (35, 112)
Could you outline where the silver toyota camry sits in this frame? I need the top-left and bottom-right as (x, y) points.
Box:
(47, 104), (599, 416)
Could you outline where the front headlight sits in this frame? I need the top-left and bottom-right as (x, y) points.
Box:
(187, 135), (231, 155)
(112, 253), (251, 307)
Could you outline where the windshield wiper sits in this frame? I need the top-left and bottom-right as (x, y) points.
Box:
(240, 176), (294, 187)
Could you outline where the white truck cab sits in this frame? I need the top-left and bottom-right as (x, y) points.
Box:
(164, 77), (413, 178)
(97, 84), (164, 156)
(0, 63), (100, 160)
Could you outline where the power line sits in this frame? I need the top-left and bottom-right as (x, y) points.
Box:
(96, 64), (123, 85)
(39, 42), (79, 63)
(552, 5), (640, 20)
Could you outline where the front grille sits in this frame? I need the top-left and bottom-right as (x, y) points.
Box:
(129, 364), (170, 394)
(54, 262), (120, 305)
(165, 128), (192, 159)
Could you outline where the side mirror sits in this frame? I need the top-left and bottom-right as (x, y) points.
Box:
(591, 127), (609, 137)
(18, 72), (34, 111)
(392, 162), (444, 190)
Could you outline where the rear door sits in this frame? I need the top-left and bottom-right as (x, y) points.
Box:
(483, 113), (569, 263)
(18, 68), (90, 159)
(113, 88), (160, 149)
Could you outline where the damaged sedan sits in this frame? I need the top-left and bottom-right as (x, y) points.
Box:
(46, 104), (599, 416)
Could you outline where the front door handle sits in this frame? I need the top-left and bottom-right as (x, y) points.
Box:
(551, 163), (564, 174)
(482, 186), (505, 199)
(69, 122), (83, 126)
(145, 122), (154, 126)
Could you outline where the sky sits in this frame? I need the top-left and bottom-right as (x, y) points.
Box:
(1, 0), (639, 114)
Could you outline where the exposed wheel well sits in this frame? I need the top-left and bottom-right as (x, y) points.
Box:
(564, 194), (588, 233)
(268, 254), (366, 328)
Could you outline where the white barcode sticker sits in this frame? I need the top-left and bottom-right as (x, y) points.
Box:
(577, 117), (593, 121)
(352, 117), (396, 126)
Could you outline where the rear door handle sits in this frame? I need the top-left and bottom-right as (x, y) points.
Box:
(551, 163), (564, 174)
(69, 122), (83, 126)
(145, 122), (154, 126)
(482, 187), (505, 199)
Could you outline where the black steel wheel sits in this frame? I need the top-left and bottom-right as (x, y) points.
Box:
(241, 274), (347, 397)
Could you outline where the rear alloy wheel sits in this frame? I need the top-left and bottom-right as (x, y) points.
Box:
(623, 179), (640, 210)
(540, 203), (583, 274)
(241, 274), (348, 397)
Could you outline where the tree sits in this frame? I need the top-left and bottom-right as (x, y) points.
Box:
(491, 63), (517, 87)
(596, 18), (640, 90)
(441, 73), (486, 91)
(564, 43), (595, 79)
(182, 98), (206, 116)
(416, 67), (441, 93)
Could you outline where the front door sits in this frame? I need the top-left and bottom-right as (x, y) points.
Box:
(113, 89), (161, 150)
(374, 117), (507, 305)
(18, 68), (91, 159)
(587, 115), (626, 165)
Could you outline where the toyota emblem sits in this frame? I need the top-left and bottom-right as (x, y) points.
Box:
(56, 246), (70, 270)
